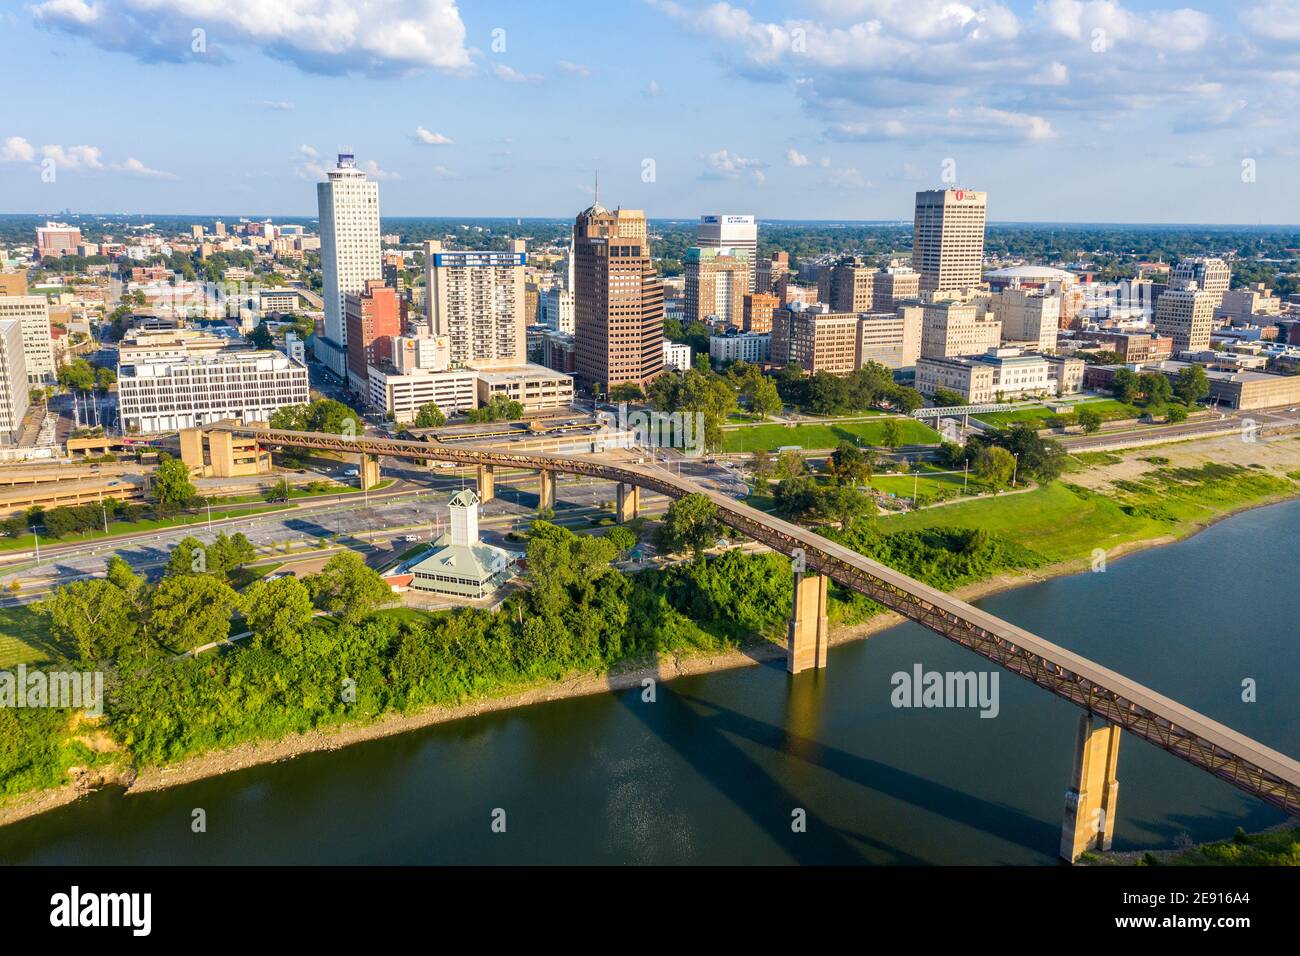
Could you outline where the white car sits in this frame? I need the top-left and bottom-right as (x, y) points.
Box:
(344, 468), (359, 477)
(403, 535), (421, 542)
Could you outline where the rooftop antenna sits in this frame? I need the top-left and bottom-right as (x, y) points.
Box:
(594, 169), (599, 204)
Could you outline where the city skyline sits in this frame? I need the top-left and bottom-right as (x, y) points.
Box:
(2, 1), (1300, 223)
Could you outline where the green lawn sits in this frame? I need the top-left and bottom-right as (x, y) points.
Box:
(723, 418), (939, 453)
(867, 465), (969, 501)
(0, 604), (65, 667)
(973, 399), (1143, 428)
(879, 465), (1298, 565)
(0, 504), (290, 553)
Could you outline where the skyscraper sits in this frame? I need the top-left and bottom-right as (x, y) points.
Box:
(1169, 257), (1230, 308)
(316, 154), (381, 380)
(1154, 284), (1215, 354)
(913, 189), (987, 294)
(345, 279), (404, 393)
(573, 198), (664, 393)
(684, 246), (749, 327)
(424, 239), (527, 368)
(0, 295), (55, 383)
(697, 214), (757, 292)
(818, 256), (875, 313)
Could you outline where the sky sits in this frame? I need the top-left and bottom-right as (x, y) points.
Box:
(2, 0), (1300, 223)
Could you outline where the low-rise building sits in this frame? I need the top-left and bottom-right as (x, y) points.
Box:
(915, 348), (1083, 403)
(663, 339), (691, 371)
(709, 330), (771, 366)
(367, 365), (478, 422)
(472, 363), (574, 411)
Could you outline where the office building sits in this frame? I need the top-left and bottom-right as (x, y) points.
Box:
(117, 350), (309, 433)
(772, 307), (859, 374)
(425, 239), (528, 369)
(857, 307), (922, 370)
(345, 279), (404, 392)
(1217, 283), (1281, 323)
(684, 246), (749, 327)
(743, 292), (778, 333)
(1154, 285), (1216, 354)
(573, 198), (664, 392)
(0, 296), (56, 383)
(697, 214), (757, 291)
(817, 256), (875, 313)
(920, 299), (1002, 359)
(542, 286), (575, 334)
(1169, 257), (1230, 306)
(316, 154), (382, 379)
(0, 320), (29, 445)
(872, 263), (920, 312)
(0, 273), (28, 297)
(913, 189), (987, 293)
(35, 222), (81, 258)
(756, 252), (790, 297)
(992, 288), (1060, 353)
(473, 364), (574, 411)
(916, 348), (1083, 403)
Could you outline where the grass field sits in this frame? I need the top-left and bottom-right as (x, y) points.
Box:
(879, 464), (1297, 564)
(0, 604), (64, 667)
(973, 399), (1143, 428)
(722, 418), (939, 453)
(867, 464), (970, 501)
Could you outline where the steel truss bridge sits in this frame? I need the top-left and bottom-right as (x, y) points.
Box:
(218, 425), (1300, 819)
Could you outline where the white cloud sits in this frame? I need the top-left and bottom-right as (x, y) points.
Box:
(827, 120), (907, 141)
(951, 106), (1057, 141)
(645, 79), (664, 97)
(1241, 1), (1300, 41)
(41, 143), (103, 169)
(414, 127), (454, 146)
(786, 148), (811, 166)
(261, 100), (295, 111)
(492, 63), (543, 84)
(1030, 61), (1070, 85)
(116, 157), (178, 179)
(0, 136), (36, 164)
(558, 60), (593, 78)
(31, 0), (473, 75)
(701, 149), (767, 180)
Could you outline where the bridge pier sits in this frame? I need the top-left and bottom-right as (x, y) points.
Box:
(1060, 713), (1121, 863)
(359, 453), (381, 491)
(788, 571), (829, 674)
(476, 464), (496, 503)
(538, 469), (556, 512)
(616, 483), (640, 523)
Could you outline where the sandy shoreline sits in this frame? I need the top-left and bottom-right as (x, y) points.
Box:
(1, 486), (1296, 831)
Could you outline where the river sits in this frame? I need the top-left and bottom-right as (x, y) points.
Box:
(2, 499), (1297, 864)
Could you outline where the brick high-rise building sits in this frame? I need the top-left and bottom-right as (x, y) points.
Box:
(817, 256), (875, 313)
(573, 198), (664, 393)
(771, 308), (859, 374)
(872, 263), (920, 312)
(345, 279), (404, 393)
(913, 189), (987, 293)
(1169, 257), (1230, 307)
(743, 292), (778, 333)
(684, 246), (748, 327)
(697, 214), (757, 291)
(35, 222), (81, 258)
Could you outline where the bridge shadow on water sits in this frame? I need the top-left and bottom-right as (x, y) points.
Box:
(619, 669), (1057, 864)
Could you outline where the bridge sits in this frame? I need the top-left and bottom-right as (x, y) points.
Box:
(209, 423), (1300, 862)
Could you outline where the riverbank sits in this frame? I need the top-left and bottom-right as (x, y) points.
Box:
(2, 455), (1298, 831)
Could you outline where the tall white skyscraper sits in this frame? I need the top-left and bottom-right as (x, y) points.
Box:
(913, 189), (987, 294)
(0, 295), (55, 383)
(316, 154), (381, 379)
(697, 214), (757, 292)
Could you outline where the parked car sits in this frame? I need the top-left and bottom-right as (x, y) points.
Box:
(344, 468), (359, 477)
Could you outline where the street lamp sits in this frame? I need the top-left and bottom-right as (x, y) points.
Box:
(1011, 453), (1020, 488)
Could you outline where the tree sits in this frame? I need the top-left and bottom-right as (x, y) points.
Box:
(36, 579), (137, 661)
(308, 552), (397, 624)
(750, 449), (773, 482)
(150, 574), (242, 652)
(1076, 405), (1103, 434)
(95, 366), (116, 391)
(775, 449), (807, 481)
(58, 359), (95, 391)
(248, 320), (274, 350)
(166, 536), (208, 577)
(243, 575), (316, 653)
(974, 446), (1016, 487)
(609, 382), (646, 403)
(1110, 367), (1139, 404)
(748, 376), (783, 419)
(880, 419), (904, 450)
(774, 474), (819, 518)
(931, 388), (968, 408)
(815, 484), (874, 529)
(1165, 403), (1189, 423)
(264, 477), (293, 502)
(998, 424), (1066, 482)
(829, 440), (873, 486)
(413, 402), (447, 428)
(1173, 364), (1210, 405)
(1137, 371), (1172, 406)
(653, 493), (720, 561)
(604, 526), (637, 554)
(153, 454), (196, 512)
(208, 531), (256, 574)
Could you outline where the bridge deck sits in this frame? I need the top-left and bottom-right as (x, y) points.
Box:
(219, 426), (1300, 813)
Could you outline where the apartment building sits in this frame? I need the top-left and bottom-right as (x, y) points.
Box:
(772, 308), (859, 374)
(0, 296), (56, 383)
(1154, 285), (1216, 354)
(872, 263), (920, 312)
(817, 256), (874, 313)
(992, 288), (1060, 353)
(345, 279), (404, 392)
(425, 239), (528, 369)
(919, 299), (1002, 359)
(0, 320), (29, 446)
(742, 292), (778, 333)
(857, 307), (922, 370)
(684, 246), (749, 327)
(709, 330), (771, 365)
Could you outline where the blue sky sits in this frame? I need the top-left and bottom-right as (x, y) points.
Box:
(2, 0), (1299, 223)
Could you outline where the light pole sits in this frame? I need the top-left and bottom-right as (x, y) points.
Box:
(1011, 453), (1020, 489)
(31, 527), (40, 566)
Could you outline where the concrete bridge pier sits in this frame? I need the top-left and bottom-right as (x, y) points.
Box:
(1060, 713), (1121, 863)
(787, 571), (829, 674)
(615, 483), (640, 523)
(476, 464), (496, 503)
(359, 453), (381, 491)
(538, 469), (556, 512)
